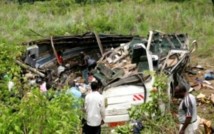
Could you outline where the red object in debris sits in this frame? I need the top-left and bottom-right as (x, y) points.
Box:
(133, 94), (144, 101)
(57, 54), (63, 64)
(108, 122), (126, 128)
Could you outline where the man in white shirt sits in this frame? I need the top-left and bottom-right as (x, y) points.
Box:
(85, 82), (105, 134)
(174, 85), (198, 134)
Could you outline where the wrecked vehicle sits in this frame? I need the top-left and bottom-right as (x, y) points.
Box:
(92, 31), (196, 127)
(17, 30), (197, 128)
(22, 32), (135, 69)
(18, 32), (135, 88)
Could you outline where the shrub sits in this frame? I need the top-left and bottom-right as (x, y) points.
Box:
(0, 89), (82, 133)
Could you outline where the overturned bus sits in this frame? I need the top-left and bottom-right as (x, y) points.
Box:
(22, 32), (135, 69)
(92, 31), (196, 127)
(18, 32), (136, 86)
(18, 31), (196, 127)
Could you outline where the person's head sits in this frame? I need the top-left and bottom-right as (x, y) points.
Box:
(79, 51), (84, 59)
(36, 77), (44, 84)
(68, 80), (75, 87)
(80, 51), (86, 56)
(80, 51), (85, 54)
(91, 82), (99, 91)
(174, 84), (187, 98)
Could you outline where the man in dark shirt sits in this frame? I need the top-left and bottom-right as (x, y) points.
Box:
(79, 52), (96, 84)
(79, 52), (89, 84)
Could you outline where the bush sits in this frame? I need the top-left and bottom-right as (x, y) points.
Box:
(0, 42), (82, 133)
(0, 89), (82, 133)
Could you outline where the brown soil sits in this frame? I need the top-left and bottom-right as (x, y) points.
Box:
(185, 57), (214, 133)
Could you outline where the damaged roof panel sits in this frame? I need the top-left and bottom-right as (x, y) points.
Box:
(24, 32), (138, 47)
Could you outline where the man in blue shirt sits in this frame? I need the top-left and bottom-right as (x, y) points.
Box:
(66, 81), (82, 98)
(66, 81), (82, 111)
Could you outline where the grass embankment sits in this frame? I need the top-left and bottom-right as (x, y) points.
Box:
(0, 0), (214, 59)
(0, 0), (214, 133)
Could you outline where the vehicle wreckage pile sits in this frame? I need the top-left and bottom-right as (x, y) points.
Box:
(15, 31), (213, 133)
(17, 31), (190, 95)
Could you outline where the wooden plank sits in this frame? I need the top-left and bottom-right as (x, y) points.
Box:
(15, 60), (45, 77)
(50, 36), (61, 65)
(94, 32), (104, 56)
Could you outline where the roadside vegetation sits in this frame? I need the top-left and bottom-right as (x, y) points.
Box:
(1, 0), (214, 58)
(0, 0), (214, 133)
(115, 73), (178, 134)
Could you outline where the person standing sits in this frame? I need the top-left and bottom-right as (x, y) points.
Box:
(79, 51), (97, 84)
(66, 81), (82, 98)
(174, 85), (198, 134)
(79, 52), (89, 84)
(66, 81), (82, 109)
(84, 82), (105, 134)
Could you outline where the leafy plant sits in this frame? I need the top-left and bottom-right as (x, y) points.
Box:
(129, 73), (168, 120)
(115, 73), (178, 133)
(0, 43), (22, 76)
(0, 41), (82, 133)
(0, 89), (83, 133)
(0, 42), (83, 133)
(114, 124), (132, 134)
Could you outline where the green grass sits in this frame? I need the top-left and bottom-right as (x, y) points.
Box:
(0, 1), (214, 133)
(0, 0), (214, 60)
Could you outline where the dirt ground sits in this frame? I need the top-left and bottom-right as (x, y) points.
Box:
(185, 56), (214, 133)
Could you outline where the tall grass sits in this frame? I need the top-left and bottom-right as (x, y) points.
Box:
(0, 0), (214, 59)
(0, 1), (213, 133)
